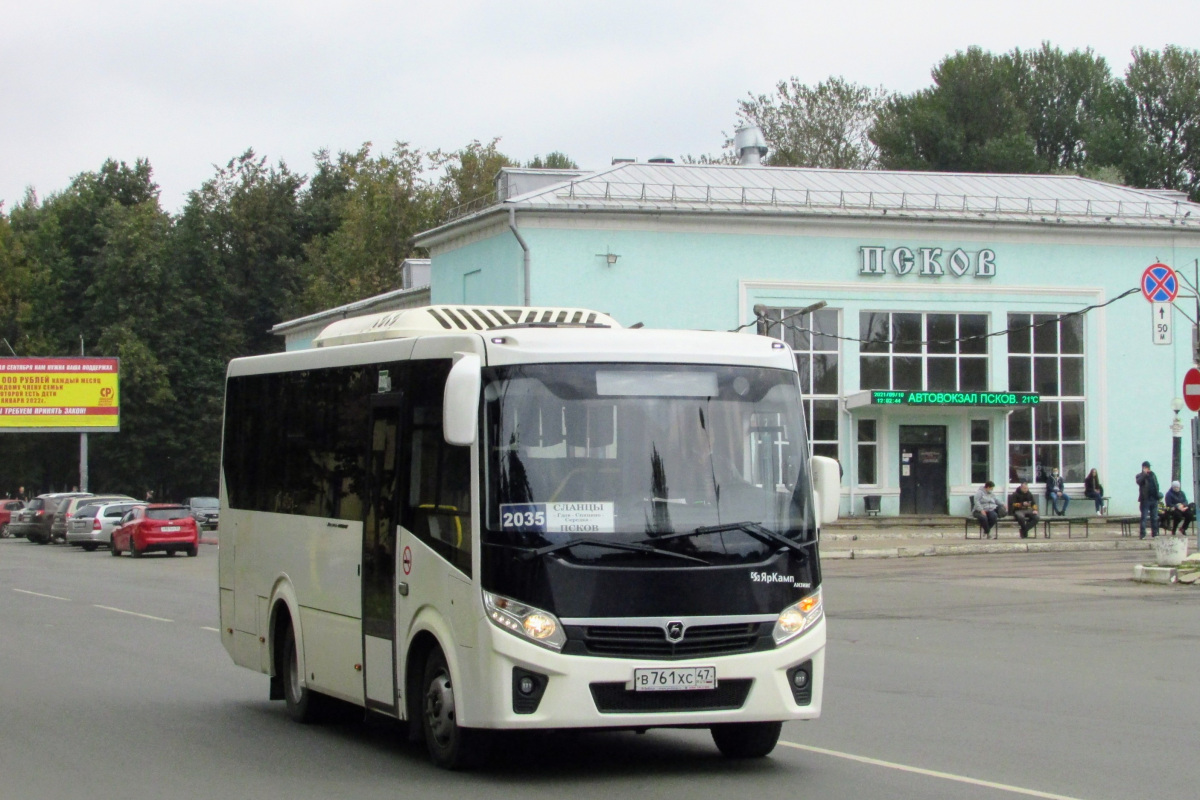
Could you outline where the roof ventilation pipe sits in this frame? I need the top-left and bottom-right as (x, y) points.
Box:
(734, 124), (768, 166)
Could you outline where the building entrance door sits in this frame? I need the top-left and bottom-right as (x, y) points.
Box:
(899, 425), (947, 515)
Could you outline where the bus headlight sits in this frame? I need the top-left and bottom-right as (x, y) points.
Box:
(772, 588), (823, 645)
(484, 591), (567, 651)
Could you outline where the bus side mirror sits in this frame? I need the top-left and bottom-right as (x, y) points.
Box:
(443, 353), (482, 446)
(810, 455), (841, 526)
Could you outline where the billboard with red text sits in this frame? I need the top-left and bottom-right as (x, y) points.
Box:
(0, 358), (120, 432)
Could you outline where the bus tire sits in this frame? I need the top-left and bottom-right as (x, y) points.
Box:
(281, 621), (323, 723)
(421, 647), (488, 770)
(711, 721), (782, 759)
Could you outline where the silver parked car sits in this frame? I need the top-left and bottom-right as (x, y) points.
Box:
(55, 494), (136, 544)
(65, 501), (146, 551)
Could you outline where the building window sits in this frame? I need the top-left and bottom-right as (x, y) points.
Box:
(1006, 313), (1085, 483)
(762, 306), (840, 460)
(857, 419), (878, 485)
(970, 419), (990, 484)
(859, 312), (988, 391)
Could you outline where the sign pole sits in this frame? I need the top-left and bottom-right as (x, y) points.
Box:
(79, 336), (88, 492)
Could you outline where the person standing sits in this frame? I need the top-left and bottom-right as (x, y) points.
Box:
(973, 480), (1002, 539)
(1045, 467), (1069, 516)
(1135, 461), (1161, 539)
(1008, 481), (1040, 539)
(1162, 480), (1194, 536)
(1083, 468), (1105, 514)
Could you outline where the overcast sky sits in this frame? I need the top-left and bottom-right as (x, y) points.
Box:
(4, 0), (1199, 212)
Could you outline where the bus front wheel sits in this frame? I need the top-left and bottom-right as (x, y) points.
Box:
(421, 647), (488, 769)
(711, 721), (783, 759)
(281, 623), (320, 723)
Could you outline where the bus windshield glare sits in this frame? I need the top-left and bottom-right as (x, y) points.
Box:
(482, 363), (815, 565)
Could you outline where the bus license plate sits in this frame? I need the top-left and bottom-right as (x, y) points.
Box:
(633, 666), (717, 692)
(161, 526), (181, 532)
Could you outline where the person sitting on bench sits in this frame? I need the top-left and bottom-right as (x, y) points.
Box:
(1162, 480), (1195, 536)
(973, 480), (1004, 539)
(1045, 467), (1069, 516)
(1008, 481), (1039, 539)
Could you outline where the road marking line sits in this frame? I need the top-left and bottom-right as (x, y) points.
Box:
(12, 588), (70, 601)
(93, 604), (173, 623)
(200, 626), (220, 632)
(778, 741), (1088, 800)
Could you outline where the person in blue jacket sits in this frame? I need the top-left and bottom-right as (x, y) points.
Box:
(1162, 480), (1194, 536)
(1044, 467), (1069, 516)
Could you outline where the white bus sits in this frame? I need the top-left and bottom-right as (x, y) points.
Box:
(219, 305), (839, 769)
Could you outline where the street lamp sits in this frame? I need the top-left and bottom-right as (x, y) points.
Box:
(1171, 396), (1184, 483)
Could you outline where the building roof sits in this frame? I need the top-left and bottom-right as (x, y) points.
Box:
(417, 162), (1200, 242)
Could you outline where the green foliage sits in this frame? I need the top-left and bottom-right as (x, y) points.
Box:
(740, 76), (891, 169)
(1121, 45), (1200, 198)
(288, 143), (441, 317)
(872, 47), (1038, 173)
(431, 138), (517, 213)
(1011, 43), (1114, 172)
(525, 152), (578, 169)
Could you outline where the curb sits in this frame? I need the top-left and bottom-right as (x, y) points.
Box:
(820, 539), (1155, 560)
(1133, 564), (1177, 584)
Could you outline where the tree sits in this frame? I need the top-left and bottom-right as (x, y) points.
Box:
(1011, 43), (1114, 172)
(1121, 46), (1200, 198)
(288, 143), (441, 317)
(872, 47), (1039, 173)
(431, 138), (517, 214)
(525, 152), (578, 169)
(739, 76), (891, 169)
(173, 150), (307, 357)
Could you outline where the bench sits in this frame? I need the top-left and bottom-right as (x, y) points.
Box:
(964, 514), (1036, 539)
(1040, 516), (1090, 538)
(1112, 516), (1141, 537)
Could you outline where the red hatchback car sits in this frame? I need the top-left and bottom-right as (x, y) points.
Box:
(111, 504), (199, 558)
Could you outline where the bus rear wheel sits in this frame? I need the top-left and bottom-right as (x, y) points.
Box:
(421, 648), (488, 769)
(711, 721), (783, 759)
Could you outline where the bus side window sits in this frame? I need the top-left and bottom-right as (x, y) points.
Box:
(404, 361), (472, 576)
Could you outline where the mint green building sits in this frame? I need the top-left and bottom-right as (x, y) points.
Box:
(414, 162), (1200, 518)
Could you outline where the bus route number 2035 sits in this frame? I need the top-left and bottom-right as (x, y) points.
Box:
(500, 503), (547, 532)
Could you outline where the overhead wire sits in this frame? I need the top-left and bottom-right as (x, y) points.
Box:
(732, 287), (1142, 348)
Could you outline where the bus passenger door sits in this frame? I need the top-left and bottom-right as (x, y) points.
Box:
(362, 398), (402, 716)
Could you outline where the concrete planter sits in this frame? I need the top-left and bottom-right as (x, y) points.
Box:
(1154, 536), (1188, 566)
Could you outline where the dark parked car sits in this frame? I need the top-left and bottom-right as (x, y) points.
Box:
(184, 496), (219, 531)
(0, 499), (25, 538)
(10, 493), (92, 544)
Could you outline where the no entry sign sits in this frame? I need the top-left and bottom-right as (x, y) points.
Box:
(1142, 263), (1179, 303)
(1185, 368), (1200, 412)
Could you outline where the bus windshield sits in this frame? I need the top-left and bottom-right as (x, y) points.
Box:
(482, 363), (815, 565)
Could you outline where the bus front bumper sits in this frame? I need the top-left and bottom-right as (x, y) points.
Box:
(458, 617), (825, 730)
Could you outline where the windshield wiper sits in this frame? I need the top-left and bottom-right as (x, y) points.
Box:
(638, 521), (816, 556)
(520, 537), (709, 565)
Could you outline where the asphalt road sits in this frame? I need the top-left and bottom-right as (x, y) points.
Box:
(0, 539), (1194, 800)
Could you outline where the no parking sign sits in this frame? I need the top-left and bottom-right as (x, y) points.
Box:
(1142, 263), (1179, 303)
